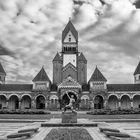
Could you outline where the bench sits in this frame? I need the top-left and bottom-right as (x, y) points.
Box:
(7, 132), (33, 139)
(18, 128), (39, 133)
(99, 127), (120, 133)
(104, 131), (130, 138)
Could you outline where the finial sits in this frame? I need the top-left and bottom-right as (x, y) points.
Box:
(69, 17), (71, 21)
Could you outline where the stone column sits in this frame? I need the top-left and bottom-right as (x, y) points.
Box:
(104, 99), (108, 109)
(6, 99), (8, 109)
(130, 99), (133, 110)
(118, 99), (121, 110)
(31, 99), (36, 109)
(19, 100), (21, 109)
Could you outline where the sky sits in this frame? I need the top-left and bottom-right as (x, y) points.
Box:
(0, 0), (140, 84)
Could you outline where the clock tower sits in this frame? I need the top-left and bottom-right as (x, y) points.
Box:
(62, 19), (78, 68)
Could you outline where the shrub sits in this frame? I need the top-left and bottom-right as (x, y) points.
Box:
(87, 108), (140, 115)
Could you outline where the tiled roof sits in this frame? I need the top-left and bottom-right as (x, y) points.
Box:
(0, 63), (6, 75)
(134, 61), (140, 75)
(63, 62), (77, 72)
(0, 84), (33, 91)
(89, 66), (107, 82)
(33, 67), (50, 82)
(107, 84), (140, 91)
(78, 52), (87, 63)
(62, 20), (78, 43)
(58, 76), (81, 88)
(53, 52), (62, 62)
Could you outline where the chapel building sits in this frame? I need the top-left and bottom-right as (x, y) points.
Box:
(0, 20), (140, 111)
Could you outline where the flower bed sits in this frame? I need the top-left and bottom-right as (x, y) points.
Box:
(87, 109), (140, 115)
(44, 128), (93, 140)
(0, 109), (50, 114)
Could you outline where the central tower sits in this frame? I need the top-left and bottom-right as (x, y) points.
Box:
(62, 19), (78, 68)
(53, 19), (87, 85)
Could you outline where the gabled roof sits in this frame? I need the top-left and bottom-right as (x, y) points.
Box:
(78, 52), (87, 63)
(63, 62), (77, 72)
(0, 84), (33, 91)
(134, 61), (140, 75)
(33, 67), (50, 82)
(107, 84), (140, 91)
(62, 20), (78, 43)
(0, 63), (6, 75)
(89, 66), (107, 82)
(53, 52), (62, 62)
(58, 76), (81, 89)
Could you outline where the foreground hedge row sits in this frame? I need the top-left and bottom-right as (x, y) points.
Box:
(87, 109), (140, 115)
(0, 109), (51, 114)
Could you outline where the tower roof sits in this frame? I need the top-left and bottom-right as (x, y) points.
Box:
(53, 52), (62, 62)
(62, 20), (78, 43)
(78, 52), (87, 63)
(0, 63), (6, 75)
(89, 66), (107, 82)
(134, 61), (140, 75)
(33, 67), (50, 82)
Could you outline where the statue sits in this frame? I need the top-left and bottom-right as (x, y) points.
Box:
(64, 93), (75, 112)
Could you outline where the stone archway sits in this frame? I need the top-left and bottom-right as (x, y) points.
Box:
(36, 95), (45, 109)
(9, 95), (19, 110)
(133, 95), (140, 109)
(0, 95), (7, 109)
(61, 91), (78, 109)
(108, 95), (119, 110)
(21, 95), (31, 109)
(121, 95), (131, 109)
(94, 95), (104, 109)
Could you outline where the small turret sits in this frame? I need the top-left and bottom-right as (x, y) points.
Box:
(0, 62), (6, 84)
(32, 67), (51, 90)
(89, 66), (107, 91)
(134, 61), (140, 84)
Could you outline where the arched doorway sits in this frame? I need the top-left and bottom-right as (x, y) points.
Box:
(94, 95), (104, 109)
(108, 95), (119, 110)
(36, 95), (45, 109)
(9, 95), (19, 110)
(121, 95), (131, 109)
(0, 95), (7, 109)
(133, 95), (140, 109)
(21, 95), (31, 109)
(61, 91), (77, 109)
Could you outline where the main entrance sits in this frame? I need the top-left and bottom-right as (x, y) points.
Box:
(60, 92), (78, 109)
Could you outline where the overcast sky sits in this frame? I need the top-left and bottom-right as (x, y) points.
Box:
(0, 0), (140, 84)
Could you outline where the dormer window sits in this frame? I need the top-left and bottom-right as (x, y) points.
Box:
(69, 34), (71, 42)
(69, 37), (71, 42)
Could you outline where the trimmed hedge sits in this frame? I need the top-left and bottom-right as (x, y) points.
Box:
(0, 109), (51, 114)
(87, 109), (140, 115)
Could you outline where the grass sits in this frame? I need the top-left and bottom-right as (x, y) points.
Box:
(0, 113), (140, 120)
(44, 128), (93, 140)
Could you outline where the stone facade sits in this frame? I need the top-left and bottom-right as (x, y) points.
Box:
(0, 20), (140, 111)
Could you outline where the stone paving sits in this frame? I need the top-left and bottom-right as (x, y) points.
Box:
(0, 119), (139, 140)
(0, 122), (32, 139)
(109, 122), (140, 139)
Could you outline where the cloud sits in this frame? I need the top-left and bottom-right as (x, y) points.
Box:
(0, 0), (139, 84)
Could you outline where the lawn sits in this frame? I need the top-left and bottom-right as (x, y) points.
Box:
(0, 113), (140, 120)
(44, 128), (93, 140)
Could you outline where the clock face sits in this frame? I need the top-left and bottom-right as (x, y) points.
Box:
(63, 54), (77, 67)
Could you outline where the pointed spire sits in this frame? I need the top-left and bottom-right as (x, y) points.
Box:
(62, 20), (78, 43)
(53, 52), (62, 62)
(134, 61), (140, 75)
(89, 66), (107, 82)
(78, 52), (87, 63)
(0, 62), (6, 75)
(33, 67), (50, 82)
